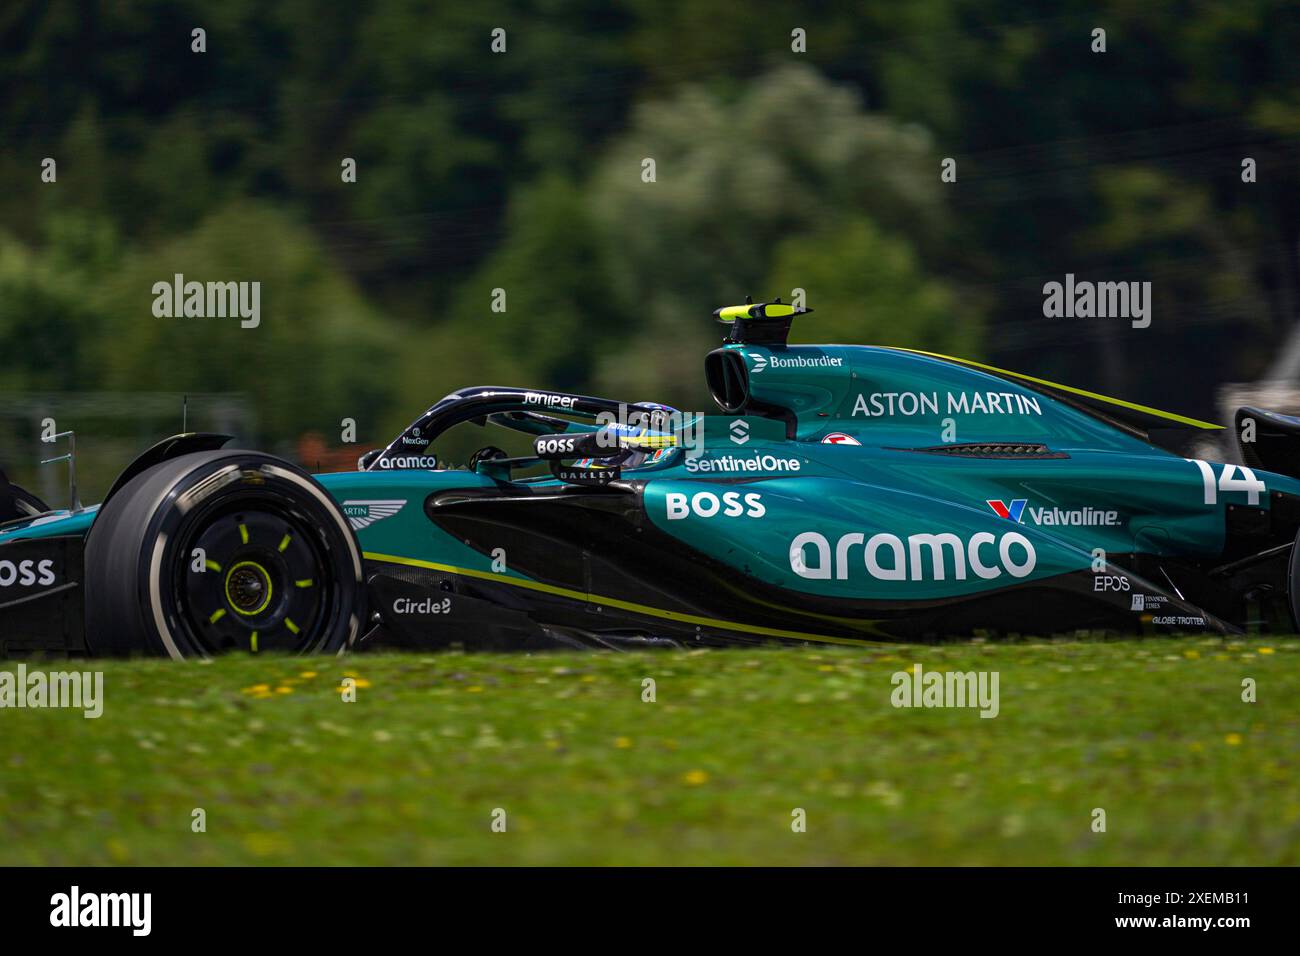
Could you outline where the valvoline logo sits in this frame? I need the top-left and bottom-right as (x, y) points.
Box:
(986, 499), (1027, 522)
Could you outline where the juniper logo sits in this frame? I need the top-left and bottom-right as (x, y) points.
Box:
(1042, 273), (1151, 329)
(50, 886), (151, 936)
(151, 274), (261, 328)
(340, 499), (405, 530)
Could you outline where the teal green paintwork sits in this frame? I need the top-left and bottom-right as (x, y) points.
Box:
(0, 506), (98, 541)
(6, 343), (1299, 612)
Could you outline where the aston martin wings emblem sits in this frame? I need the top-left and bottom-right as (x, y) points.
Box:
(340, 499), (406, 530)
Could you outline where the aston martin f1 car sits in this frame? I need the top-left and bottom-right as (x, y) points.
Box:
(6, 301), (1300, 657)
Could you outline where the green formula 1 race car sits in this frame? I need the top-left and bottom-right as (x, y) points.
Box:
(4, 301), (1300, 657)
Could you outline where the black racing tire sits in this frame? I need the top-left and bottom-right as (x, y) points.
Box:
(84, 450), (364, 658)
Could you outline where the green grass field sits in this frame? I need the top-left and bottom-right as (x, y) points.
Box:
(1, 638), (1296, 865)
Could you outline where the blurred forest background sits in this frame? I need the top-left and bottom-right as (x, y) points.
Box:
(0, 1), (1297, 499)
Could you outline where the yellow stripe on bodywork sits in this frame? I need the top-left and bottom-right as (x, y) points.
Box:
(885, 347), (1224, 430)
(618, 434), (678, 449)
(362, 552), (884, 647)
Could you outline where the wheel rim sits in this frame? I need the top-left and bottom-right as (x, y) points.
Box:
(171, 495), (336, 654)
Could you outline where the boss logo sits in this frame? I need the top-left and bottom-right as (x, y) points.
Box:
(536, 436), (578, 456)
(0, 558), (57, 587)
(665, 491), (765, 520)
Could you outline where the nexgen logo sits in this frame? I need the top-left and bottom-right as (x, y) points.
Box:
(987, 499), (1027, 522)
(790, 531), (1036, 582)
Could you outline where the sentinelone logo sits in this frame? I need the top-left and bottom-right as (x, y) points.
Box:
(50, 886), (150, 936)
(0, 665), (102, 718)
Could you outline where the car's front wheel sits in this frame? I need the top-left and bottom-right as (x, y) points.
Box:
(84, 451), (364, 657)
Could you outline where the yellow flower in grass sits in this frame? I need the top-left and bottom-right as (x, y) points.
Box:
(1225, 733), (1243, 746)
(614, 737), (633, 749)
(275, 686), (293, 695)
(300, 671), (318, 679)
(682, 769), (709, 786)
(242, 684), (271, 695)
(1258, 647), (1275, 655)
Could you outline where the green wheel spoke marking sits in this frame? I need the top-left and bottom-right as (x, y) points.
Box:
(278, 533), (292, 552)
(295, 579), (314, 588)
(285, 618), (300, 635)
(239, 524), (249, 545)
(205, 559), (223, 573)
(209, 608), (227, 624)
(250, 631), (259, 653)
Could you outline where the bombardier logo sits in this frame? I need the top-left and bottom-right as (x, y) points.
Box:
(749, 353), (844, 372)
(790, 530), (1036, 582)
(341, 500), (405, 530)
